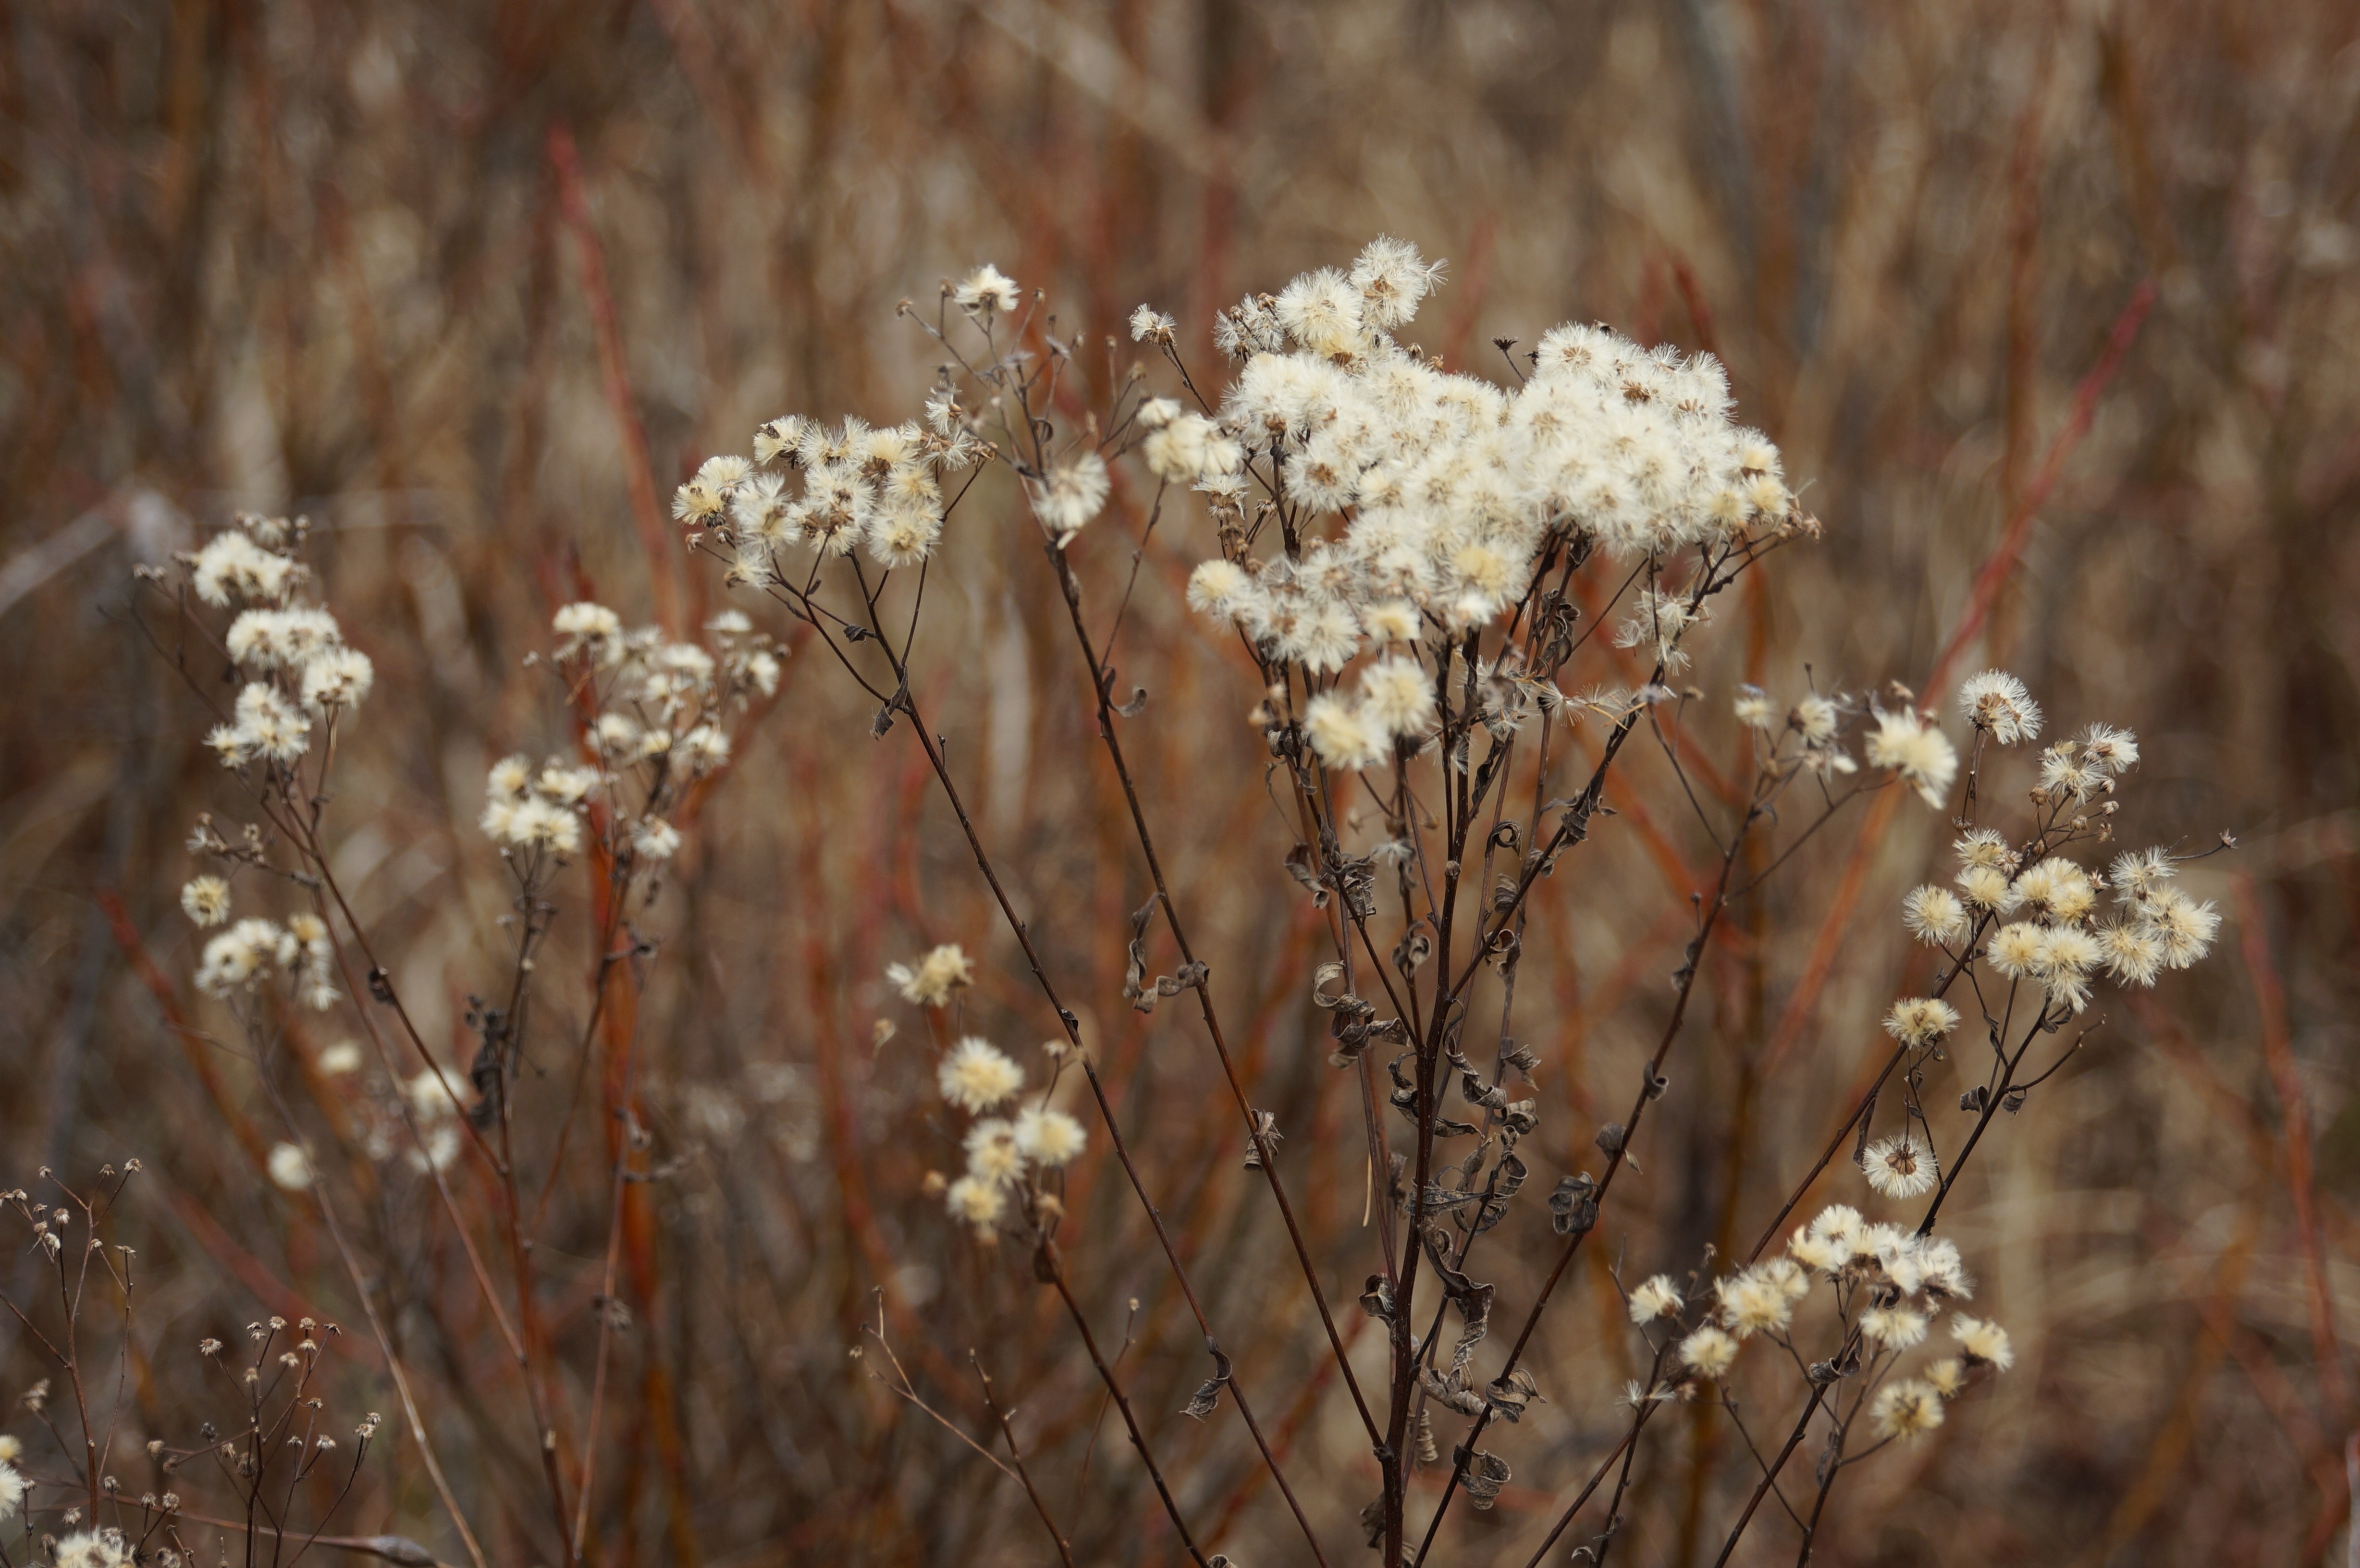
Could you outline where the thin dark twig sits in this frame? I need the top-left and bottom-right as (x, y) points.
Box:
(1045, 541), (1382, 1450)
(833, 556), (1332, 1568)
(972, 1354), (1080, 1568)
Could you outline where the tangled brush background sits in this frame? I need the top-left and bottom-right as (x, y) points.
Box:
(3, 1), (2357, 1564)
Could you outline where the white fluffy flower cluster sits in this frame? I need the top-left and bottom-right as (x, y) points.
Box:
(268, 1141), (313, 1190)
(480, 754), (594, 856)
(931, 1035), (1088, 1236)
(391, 1066), (467, 1173)
(1973, 836), (2218, 1009)
(678, 406), (981, 571)
(205, 683), (312, 766)
(1171, 238), (1797, 686)
(1883, 677), (2215, 1016)
(1762, 1204), (1968, 1319)
(1670, 1204), (2005, 1442)
(188, 516), (298, 606)
(49, 1528), (133, 1568)
(1862, 703), (1959, 808)
(195, 911), (337, 1010)
(495, 604), (776, 861)
(1734, 680), (1962, 806)
(554, 603), (780, 716)
(1956, 669), (2043, 746)
(886, 943), (974, 1007)
(0, 1434), (25, 1524)
(189, 521), (375, 769)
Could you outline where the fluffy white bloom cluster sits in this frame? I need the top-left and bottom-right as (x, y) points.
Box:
(557, 603), (780, 717)
(0, 1434), (27, 1523)
(1628, 1274), (1684, 1323)
(495, 604), (775, 861)
(181, 873), (232, 927)
(1165, 239), (1799, 695)
(1659, 1204), (2007, 1439)
(268, 1141), (313, 1190)
(934, 1033), (1090, 1235)
(205, 682), (311, 766)
(953, 263), (1022, 318)
(1978, 834), (2218, 1007)
(1943, 805), (2216, 1012)
(680, 404), (981, 570)
(1027, 451), (1111, 547)
(480, 753), (592, 856)
(50, 1529), (133, 1568)
(1789, 1206), (1972, 1300)
(1709, 1254), (1815, 1340)
(194, 916), (294, 994)
(185, 517), (375, 772)
(1822, 672), (2229, 1334)
(1735, 684), (1863, 784)
(1734, 680), (1966, 807)
(1862, 1133), (1939, 1197)
(391, 1066), (467, 1173)
(886, 943), (974, 1007)
(1883, 995), (1962, 1047)
(1957, 669), (2043, 745)
(195, 911), (337, 1010)
(937, 1037), (1022, 1113)
(1135, 396), (1242, 487)
(1861, 1306), (2016, 1441)
(1863, 703), (1959, 808)
(188, 518), (297, 605)
(1875, 678), (2215, 1088)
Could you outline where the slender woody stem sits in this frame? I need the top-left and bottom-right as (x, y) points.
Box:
(1043, 1253), (1211, 1568)
(843, 561), (1332, 1567)
(974, 1353), (1081, 1568)
(1045, 543), (1383, 1450)
(1413, 765), (1768, 1563)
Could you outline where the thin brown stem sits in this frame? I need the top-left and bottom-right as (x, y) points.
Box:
(973, 1354), (1081, 1568)
(842, 559), (1334, 1568)
(1045, 541), (1383, 1450)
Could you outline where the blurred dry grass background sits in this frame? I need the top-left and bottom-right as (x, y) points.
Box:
(4, 0), (2359, 1563)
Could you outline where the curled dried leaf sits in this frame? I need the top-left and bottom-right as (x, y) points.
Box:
(1461, 1448), (1512, 1510)
(1180, 1347), (1235, 1421)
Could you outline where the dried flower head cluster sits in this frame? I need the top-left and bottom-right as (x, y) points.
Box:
(906, 990), (1086, 1236)
(50, 1529), (133, 1568)
(676, 242), (1816, 785)
(179, 516), (375, 770)
(1819, 667), (2227, 1303)
(672, 403), (982, 572)
(657, 240), (2157, 1564)
(1148, 241), (1816, 765)
(887, 943), (975, 1007)
(2, 1177), (378, 1568)
(1862, 702), (1960, 808)
(390, 1067), (466, 1174)
(476, 603), (776, 867)
(0, 1432), (24, 1524)
(1885, 673), (2218, 1025)
(190, 912), (338, 1012)
(1731, 679), (1979, 809)
(1640, 1204), (2007, 1447)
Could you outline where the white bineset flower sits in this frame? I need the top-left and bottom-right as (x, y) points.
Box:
(1862, 1134), (1939, 1198)
(887, 944), (974, 1007)
(937, 1038), (1022, 1113)
(1957, 670), (2042, 744)
(1864, 705), (1957, 808)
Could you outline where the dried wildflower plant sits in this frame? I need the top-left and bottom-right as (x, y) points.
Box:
(102, 241), (2231, 1568)
(643, 239), (2231, 1566)
(0, 1173), (380, 1568)
(115, 502), (784, 1568)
